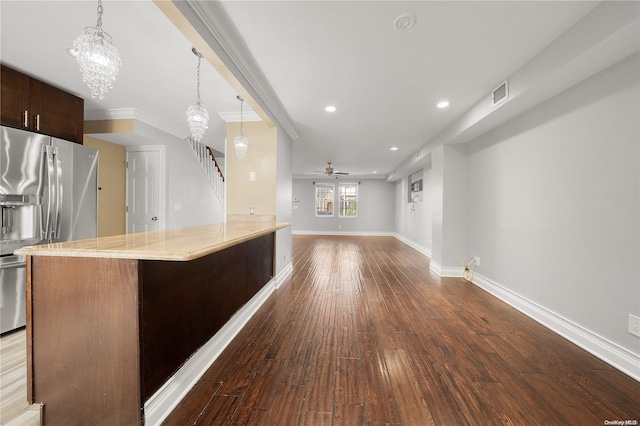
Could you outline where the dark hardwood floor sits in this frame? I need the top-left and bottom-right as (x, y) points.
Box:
(163, 235), (640, 425)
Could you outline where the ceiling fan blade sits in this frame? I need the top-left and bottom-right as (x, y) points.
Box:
(312, 162), (348, 176)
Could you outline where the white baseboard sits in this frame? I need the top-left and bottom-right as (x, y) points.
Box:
(428, 261), (463, 278)
(392, 233), (432, 258)
(429, 260), (441, 275)
(440, 266), (464, 277)
(274, 261), (293, 289)
(392, 236), (640, 382)
(387, 235), (458, 277)
(472, 272), (640, 382)
(143, 265), (293, 425)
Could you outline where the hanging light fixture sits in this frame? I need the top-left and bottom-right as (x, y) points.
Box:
(72, 0), (121, 99)
(234, 96), (249, 160)
(186, 48), (210, 142)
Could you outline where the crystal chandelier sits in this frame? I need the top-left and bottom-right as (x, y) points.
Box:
(73, 0), (121, 99)
(234, 96), (249, 160)
(186, 48), (209, 142)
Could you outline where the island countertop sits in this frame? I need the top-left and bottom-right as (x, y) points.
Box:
(15, 221), (291, 261)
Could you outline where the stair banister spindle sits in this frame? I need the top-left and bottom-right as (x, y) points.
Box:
(207, 150), (213, 180)
(186, 137), (224, 207)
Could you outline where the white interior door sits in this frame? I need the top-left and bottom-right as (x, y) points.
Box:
(127, 148), (163, 234)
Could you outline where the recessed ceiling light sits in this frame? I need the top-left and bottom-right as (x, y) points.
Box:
(325, 105), (337, 112)
(436, 100), (450, 109)
(390, 147), (399, 151)
(372, 171), (378, 174)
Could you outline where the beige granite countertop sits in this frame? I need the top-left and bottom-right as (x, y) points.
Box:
(15, 221), (291, 261)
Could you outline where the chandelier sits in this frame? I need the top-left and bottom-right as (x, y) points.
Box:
(234, 96), (249, 160)
(186, 48), (209, 142)
(73, 0), (121, 99)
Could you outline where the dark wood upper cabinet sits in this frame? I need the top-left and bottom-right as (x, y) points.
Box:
(1, 64), (84, 144)
(0, 65), (30, 129)
(29, 79), (84, 144)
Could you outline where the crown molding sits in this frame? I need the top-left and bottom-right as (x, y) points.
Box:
(84, 108), (134, 121)
(85, 108), (187, 139)
(178, 0), (298, 140)
(218, 111), (263, 123)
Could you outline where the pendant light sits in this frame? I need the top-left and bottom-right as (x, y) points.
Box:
(186, 48), (209, 142)
(234, 96), (249, 160)
(73, 0), (121, 99)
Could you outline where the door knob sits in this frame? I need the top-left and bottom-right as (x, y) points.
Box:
(151, 216), (158, 221)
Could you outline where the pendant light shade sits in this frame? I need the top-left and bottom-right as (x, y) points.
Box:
(234, 96), (249, 160)
(186, 99), (209, 142)
(73, 0), (121, 99)
(186, 48), (209, 142)
(234, 132), (249, 160)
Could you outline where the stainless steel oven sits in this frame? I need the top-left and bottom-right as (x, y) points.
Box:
(0, 255), (26, 334)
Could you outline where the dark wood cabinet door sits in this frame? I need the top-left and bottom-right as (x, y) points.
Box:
(1, 64), (31, 130)
(30, 79), (84, 143)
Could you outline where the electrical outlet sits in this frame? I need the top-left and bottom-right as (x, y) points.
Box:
(629, 314), (640, 338)
(474, 256), (480, 267)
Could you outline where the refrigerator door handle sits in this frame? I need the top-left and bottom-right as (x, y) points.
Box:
(41, 145), (54, 241)
(51, 147), (61, 240)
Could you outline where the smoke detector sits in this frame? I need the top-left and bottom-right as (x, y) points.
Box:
(394, 14), (417, 30)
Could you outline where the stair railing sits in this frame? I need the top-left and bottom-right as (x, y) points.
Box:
(188, 138), (225, 207)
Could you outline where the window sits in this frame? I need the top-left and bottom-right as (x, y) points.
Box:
(315, 183), (334, 216)
(338, 183), (358, 217)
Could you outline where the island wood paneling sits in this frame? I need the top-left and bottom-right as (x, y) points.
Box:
(26, 231), (276, 425)
(140, 232), (274, 399)
(29, 256), (141, 425)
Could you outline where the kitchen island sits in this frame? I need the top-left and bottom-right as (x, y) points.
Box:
(16, 220), (291, 425)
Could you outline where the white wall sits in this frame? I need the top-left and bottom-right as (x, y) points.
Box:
(440, 145), (469, 274)
(394, 167), (433, 255)
(164, 137), (225, 230)
(292, 178), (395, 235)
(425, 144), (470, 275)
(465, 54), (639, 364)
(128, 120), (226, 230)
(275, 128), (293, 276)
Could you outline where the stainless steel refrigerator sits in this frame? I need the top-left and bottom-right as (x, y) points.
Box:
(1, 125), (98, 334)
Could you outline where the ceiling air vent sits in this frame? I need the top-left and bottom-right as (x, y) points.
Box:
(492, 79), (509, 107)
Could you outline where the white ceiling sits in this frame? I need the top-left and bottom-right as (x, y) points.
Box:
(0, 0), (243, 153)
(214, 0), (600, 177)
(1, 1), (629, 179)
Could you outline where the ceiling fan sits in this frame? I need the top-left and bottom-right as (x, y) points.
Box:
(314, 162), (349, 177)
